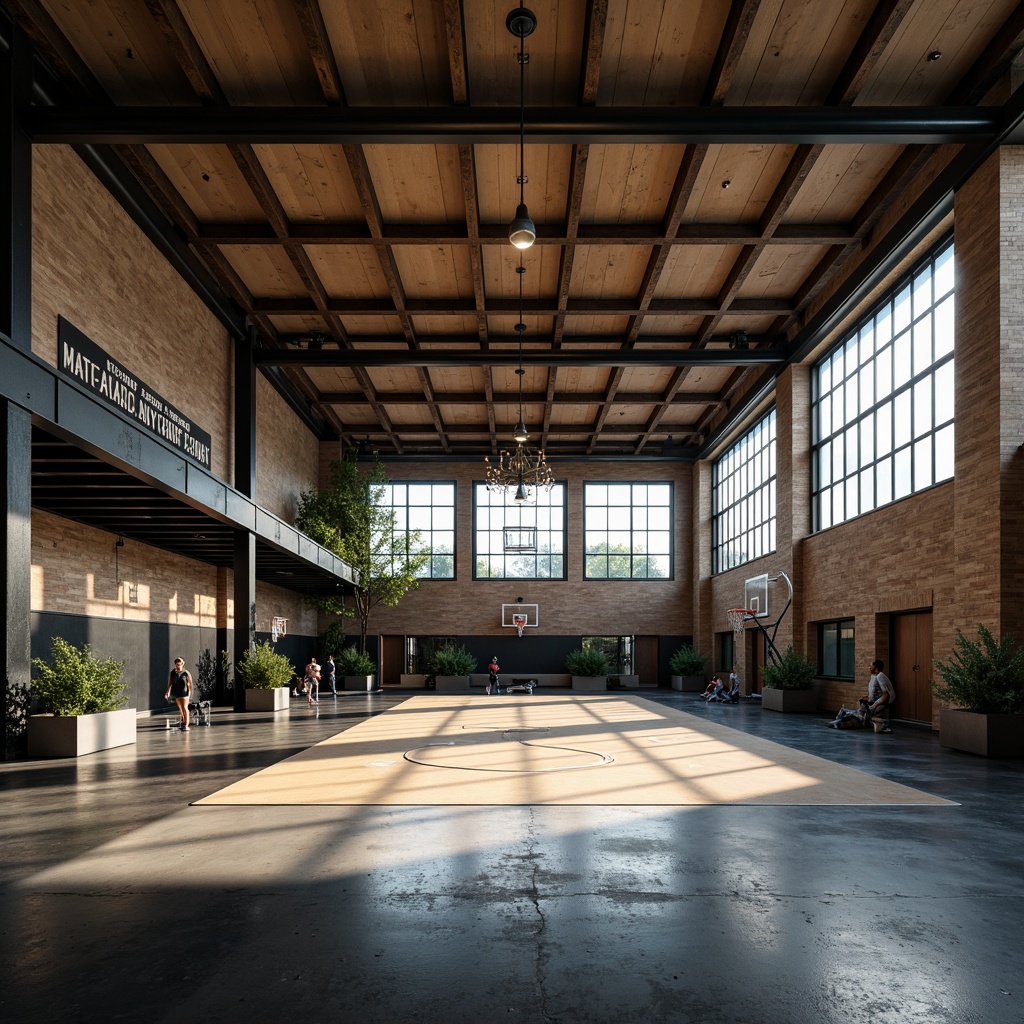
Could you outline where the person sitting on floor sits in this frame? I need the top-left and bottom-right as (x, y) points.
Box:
(828, 704), (866, 729)
(703, 674), (725, 701)
(722, 672), (742, 702)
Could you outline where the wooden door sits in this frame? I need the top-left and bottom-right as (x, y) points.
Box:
(633, 636), (659, 687)
(892, 612), (933, 723)
(380, 635), (406, 687)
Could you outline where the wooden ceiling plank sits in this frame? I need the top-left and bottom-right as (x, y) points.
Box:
(115, 144), (199, 236)
(826, 0), (918, 106)
(706, 0), (764, 105)
(294, 0), (347, 105)
(143, 0), (226, 104)
(587, 366), (624, 453)
(457, 145), (488, 346)
(699, 0), (923, 347)
(624, 0), (763, 369)
(580, 0), (609, 106)
(443, 0), (469, 105)
(946, 3), (1024, 105)
(3, 0), (108, 99)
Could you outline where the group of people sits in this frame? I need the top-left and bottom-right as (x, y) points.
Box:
(828, 660), (896, 732)
(701, 671), (742, 703)
(165, 652), (343, 730)
(293, 654), (337, 703)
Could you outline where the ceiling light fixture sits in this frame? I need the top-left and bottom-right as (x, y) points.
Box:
(484, 258), (553, 502)
(507, 6), (537, 249)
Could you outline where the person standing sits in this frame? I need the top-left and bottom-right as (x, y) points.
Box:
(164, 657), (193, 731)
(322, 653), (337, 696)
(487, 655), (500, 695)
(305, 656), (321, 705)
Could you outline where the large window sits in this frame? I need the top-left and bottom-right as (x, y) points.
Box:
(818, 619), (855, 678)
(583, 482), (672, 579)
(378, 482), (456, 579)
(812, 239), (954, 531)
(712, 409), (776, 574)
(474, 483), (566, 579)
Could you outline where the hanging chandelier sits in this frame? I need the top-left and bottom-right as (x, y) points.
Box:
(484, 259), (554, 502)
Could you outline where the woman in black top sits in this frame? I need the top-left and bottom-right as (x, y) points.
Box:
(164, 657), (193, 731)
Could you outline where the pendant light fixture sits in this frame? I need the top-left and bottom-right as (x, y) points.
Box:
(507, 7), (537, 250)
(484, 258), (553, 502)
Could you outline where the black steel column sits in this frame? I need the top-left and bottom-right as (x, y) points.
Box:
(1, 25), (31, 346)
(2, 27), (33, 758)
(231, 325), (256, 709)
(232, 530), (256, 711)
(234, 324), (257, 498)
(2, 400), (32, 759)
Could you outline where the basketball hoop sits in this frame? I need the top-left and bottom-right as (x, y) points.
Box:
(504, 527), (537, 552)
(271, 616), (288, 643)
(727, 608), (751, 639)
(512, 613), (527, 638)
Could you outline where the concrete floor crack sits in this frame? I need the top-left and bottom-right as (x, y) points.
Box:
(525, 808), (554, 1022)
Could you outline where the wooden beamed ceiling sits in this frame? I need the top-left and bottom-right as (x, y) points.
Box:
(5, 0), (1024, 459)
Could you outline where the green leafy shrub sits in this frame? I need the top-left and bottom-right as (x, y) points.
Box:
(669, 644), (707, 677)
(761, 646), (816, 690)
(236, 642), (294, 690)
(320, 620), (348, 661)
(430, 644), (477, 676)
(337, 645), (375, 676)
(932, 624), (1024, 715)
(31, 638), (128, 716)
(565, 647), (608, 676)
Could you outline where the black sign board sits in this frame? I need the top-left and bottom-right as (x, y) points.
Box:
(57, 316), (212, 469)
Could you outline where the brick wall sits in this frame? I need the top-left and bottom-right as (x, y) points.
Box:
(31, 144), (321, 509)
(31, 507), (315, 636)
(32, 145), (234, 482)
(325, 456), (693, 638)
(255, 371), (319, 521)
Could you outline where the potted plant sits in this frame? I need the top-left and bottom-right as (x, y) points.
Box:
(566, 647), (609, 692)
(237, 641), (294, 712)
(29, 638), (135, 757)
(761, 645), (818, 713)
(933, 624), (1024, 757)
(431, 644), (478, 692)
(337, 645), (377, 691)
(669, 644), (708, 692)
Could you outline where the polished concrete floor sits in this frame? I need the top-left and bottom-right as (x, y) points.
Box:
(1, 690), (1022, 1024)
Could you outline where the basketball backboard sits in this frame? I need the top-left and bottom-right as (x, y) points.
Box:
(743, 574), (769, 618)
(502, 603), (539, 628)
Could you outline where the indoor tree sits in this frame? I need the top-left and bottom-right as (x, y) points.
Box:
(297, 446), (429, 653)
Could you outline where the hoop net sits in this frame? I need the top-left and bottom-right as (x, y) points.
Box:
(727, 608), (751, 639)
(512, 613), (527, 638)
(271, 616), (288, 643)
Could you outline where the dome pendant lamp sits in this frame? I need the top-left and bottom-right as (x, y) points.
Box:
(507, 7), (537, 250)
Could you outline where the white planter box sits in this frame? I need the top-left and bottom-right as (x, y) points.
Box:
(344, 674), (376, 691)
(571, 675), (608, 692)
(28, 708), (137, 759)
(671, 675), (705, 692)
(435, 674), (470, 692)
(245, 687), (290, 712)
